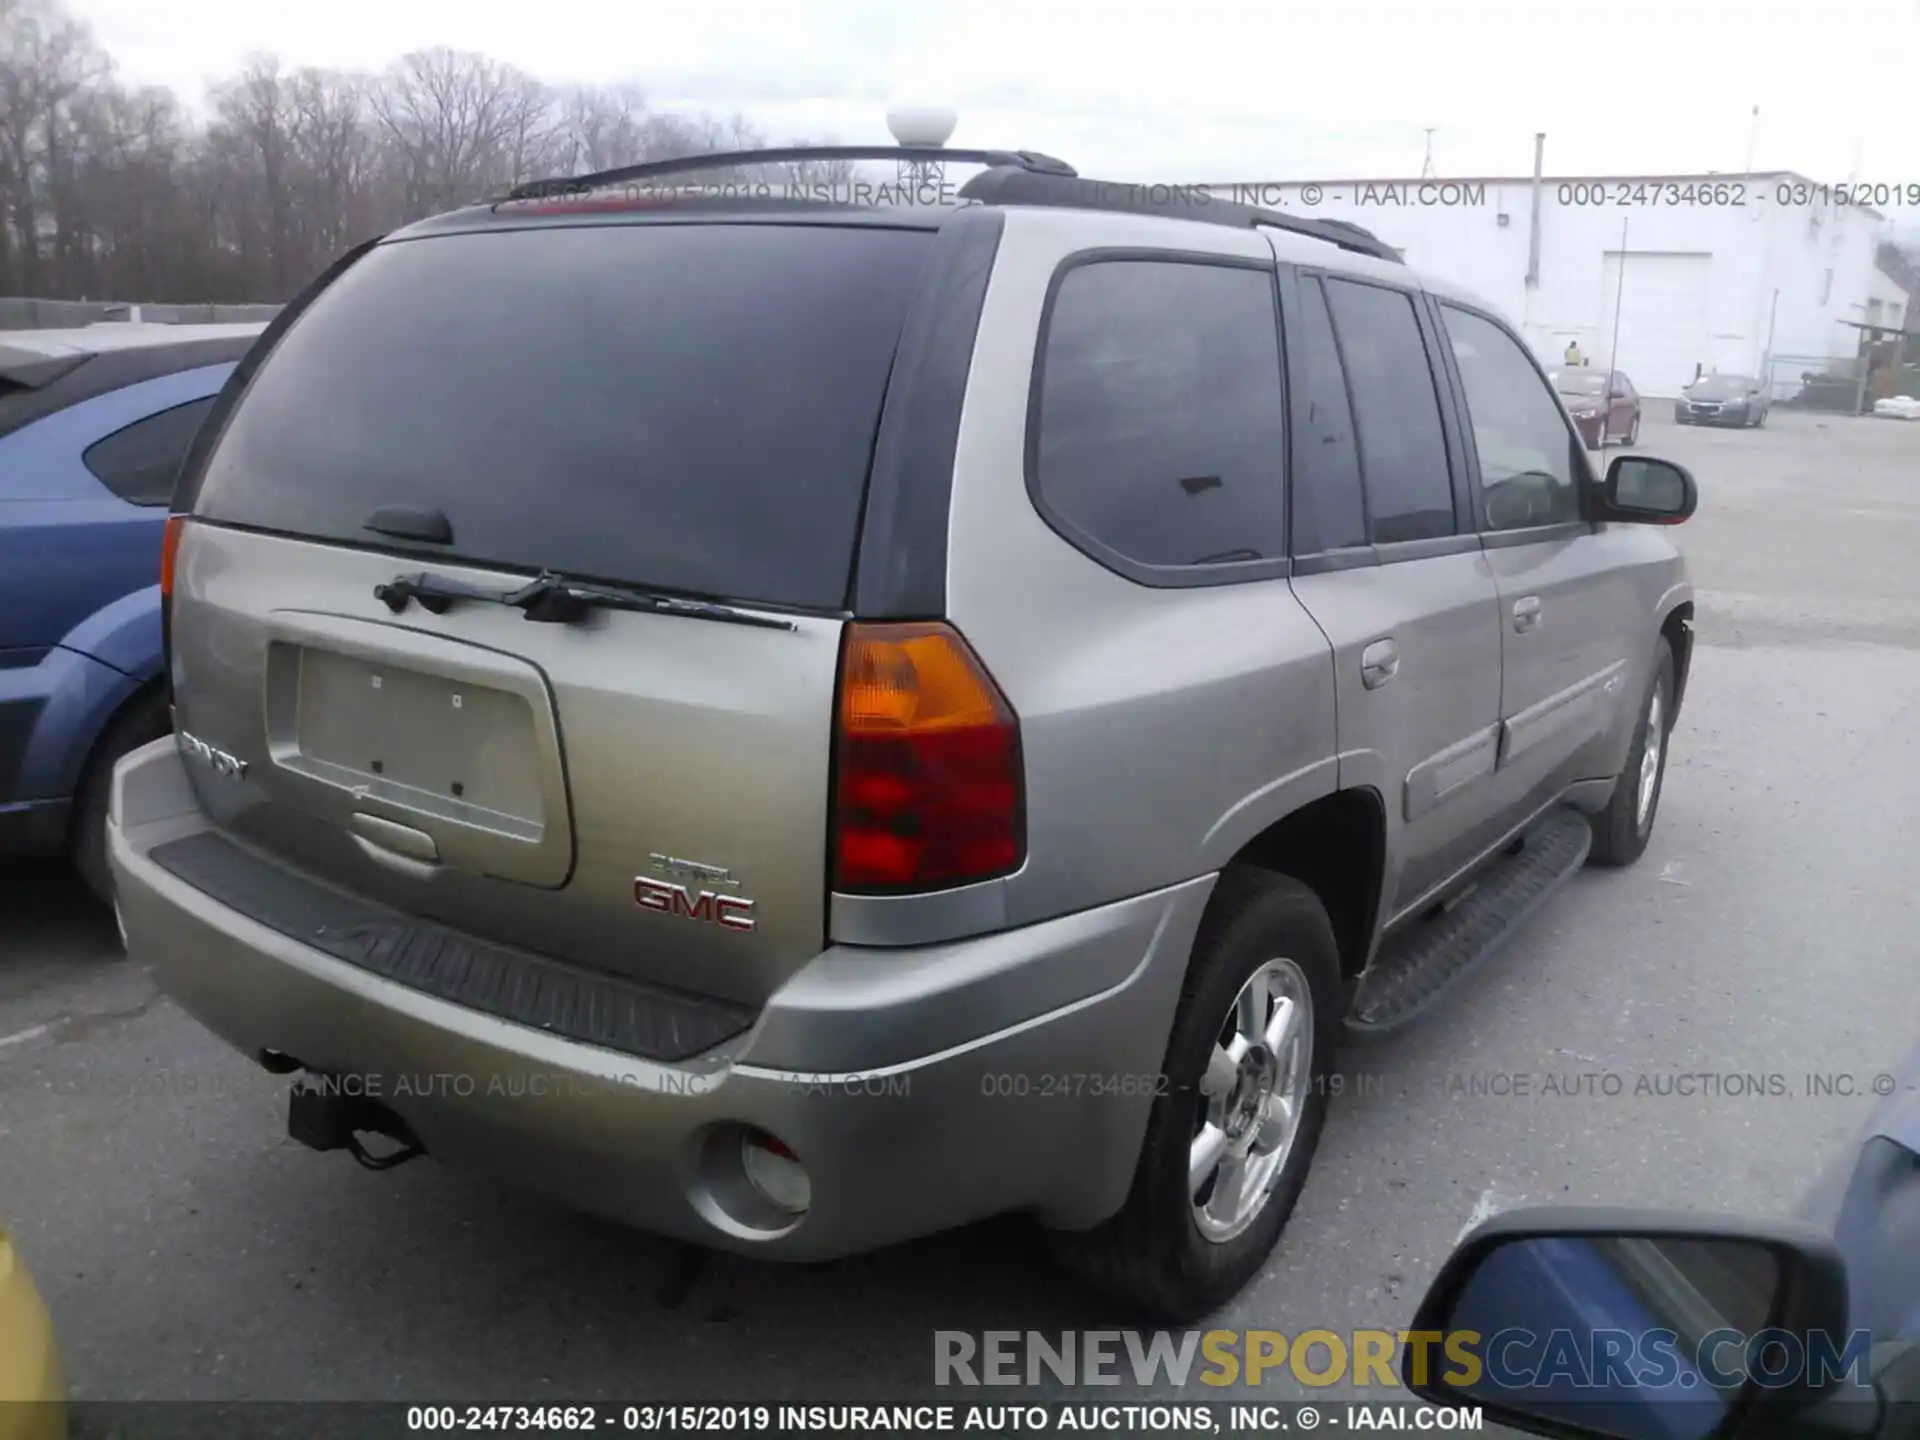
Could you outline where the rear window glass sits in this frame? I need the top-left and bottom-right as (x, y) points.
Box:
(191, 223), (933, 611)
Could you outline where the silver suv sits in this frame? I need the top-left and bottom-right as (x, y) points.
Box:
(109, 146), (1696, 1319)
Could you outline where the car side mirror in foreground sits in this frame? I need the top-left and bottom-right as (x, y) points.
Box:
(1594, 456), (1697, 525)
(1403, 1207), (1869, 1440)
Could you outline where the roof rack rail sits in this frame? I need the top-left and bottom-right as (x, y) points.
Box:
(505, 145), (1078, 202)
(956, 168), (1404, 263)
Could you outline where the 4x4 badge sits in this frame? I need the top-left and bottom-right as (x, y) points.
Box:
(646, 852), (739, 888)
(178, 730), (248, 781)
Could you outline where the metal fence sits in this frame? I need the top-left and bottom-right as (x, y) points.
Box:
(0, 297), (282, 330)
(1766, 353), (1865, 411)
(1766, 351), (1920, 412)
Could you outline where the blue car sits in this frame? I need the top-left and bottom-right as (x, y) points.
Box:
(0, 322), (264, 900)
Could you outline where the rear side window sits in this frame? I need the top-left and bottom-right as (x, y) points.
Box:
(1031, 259), (1286, 572)
(1322, 278), (1456, 545)
(83, 396), (216, 506)
(191, 224), (932, 611)
(1288, 278), (1368, 553)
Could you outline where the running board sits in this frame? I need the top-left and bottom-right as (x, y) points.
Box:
(1345, 806), (1592, 1042)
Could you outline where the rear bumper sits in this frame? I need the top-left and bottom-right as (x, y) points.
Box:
(109, 738), (1212, 1261)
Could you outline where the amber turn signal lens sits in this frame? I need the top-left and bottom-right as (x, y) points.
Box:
(832, 622), (1023, 893)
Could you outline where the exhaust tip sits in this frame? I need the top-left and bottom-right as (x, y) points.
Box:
(691, 1124), (811, 1237)
(740, 1130), (811, 1215)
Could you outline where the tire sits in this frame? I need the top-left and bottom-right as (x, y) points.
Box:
(1626, 411), (1640, 446)
(1050, 868), (1344, 1320)
(70, 687), (169, 906)
(1588, 638), (1674, 868)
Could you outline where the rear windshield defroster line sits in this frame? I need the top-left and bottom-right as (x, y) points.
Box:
(189, 223), (934, 612)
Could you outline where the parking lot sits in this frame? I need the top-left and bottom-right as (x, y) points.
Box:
(3, 408), (1919, 1408)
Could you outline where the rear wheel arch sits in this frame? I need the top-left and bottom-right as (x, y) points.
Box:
(1224, 787), (1387, 983)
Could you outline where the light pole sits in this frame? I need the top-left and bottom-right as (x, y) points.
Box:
(1608, 214), (1629, 372)
(1762, 288), (1779, 394)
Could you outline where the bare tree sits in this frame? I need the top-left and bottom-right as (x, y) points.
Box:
(0, 0), (107, 292)
(207, 55), (303, 295)
(66, 80), (185, 297)
(777, 137), (858, 193)
(369, 48), (555, 212)
(556, 83), (652, 173)
(0, 0), (853, 304)
(286, 68), (382, 262)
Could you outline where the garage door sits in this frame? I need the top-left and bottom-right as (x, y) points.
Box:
(1598, 252), (1712, 397)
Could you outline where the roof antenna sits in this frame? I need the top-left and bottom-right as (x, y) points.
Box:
(887, 100), (958, 193)
(1421, 128), (1437, 180)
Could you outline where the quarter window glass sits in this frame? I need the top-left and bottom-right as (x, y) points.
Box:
(1033, 259), (1287, 569)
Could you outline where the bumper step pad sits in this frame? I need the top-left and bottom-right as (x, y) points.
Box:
(146, 830), (755, 1062)
(1345, 806), (1592, 1042)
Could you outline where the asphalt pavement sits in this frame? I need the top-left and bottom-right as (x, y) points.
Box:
(2, 409), (1918, 1411)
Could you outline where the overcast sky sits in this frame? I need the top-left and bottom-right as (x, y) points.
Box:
(66, 0), (1920, 217)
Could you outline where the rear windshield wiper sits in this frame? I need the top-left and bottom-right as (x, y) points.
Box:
(374, 570), (797, 631)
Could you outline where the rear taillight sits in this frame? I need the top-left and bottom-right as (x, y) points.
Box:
(160, 515), (185, 601)
(832, 622), (1024, 893)
(160, 515), (185, 691)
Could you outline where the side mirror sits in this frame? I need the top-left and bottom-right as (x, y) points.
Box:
(1593, 456), (1697, 525)
(1403, 1208), (1861, 1440)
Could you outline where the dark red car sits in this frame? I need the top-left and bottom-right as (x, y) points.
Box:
(1548, 367), (1641, 449)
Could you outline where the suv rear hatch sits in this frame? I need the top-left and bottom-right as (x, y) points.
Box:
(167, 217), (934, 1007)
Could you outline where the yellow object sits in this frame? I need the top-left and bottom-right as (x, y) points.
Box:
(0, 1221), (66, 1440)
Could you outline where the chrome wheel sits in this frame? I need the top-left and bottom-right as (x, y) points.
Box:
(1190, 958), (1314, 1243)
(1636, 685), (1665, 831)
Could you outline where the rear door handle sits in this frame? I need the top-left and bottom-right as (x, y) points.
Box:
(1361, 639), (1400, 689)
(1512, 596), (1543, 633)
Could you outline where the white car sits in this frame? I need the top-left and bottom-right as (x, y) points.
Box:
(1872, 394), (1920, 420)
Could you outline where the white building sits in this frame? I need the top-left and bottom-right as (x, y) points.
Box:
(1865, 251), (1909, 334)
(1208, 171), (1890, 396)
